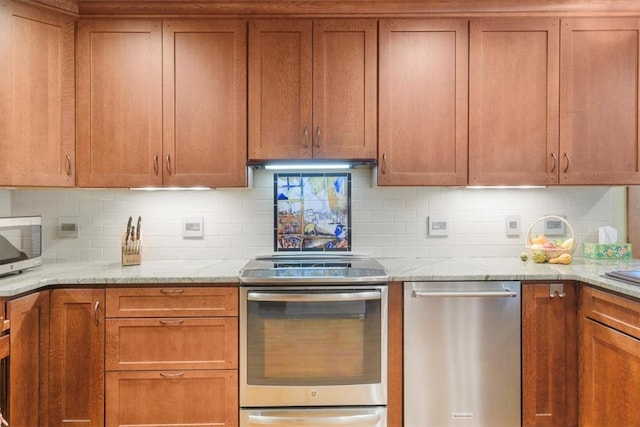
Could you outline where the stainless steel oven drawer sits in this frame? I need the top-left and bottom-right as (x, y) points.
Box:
(241, 407), (386, 427)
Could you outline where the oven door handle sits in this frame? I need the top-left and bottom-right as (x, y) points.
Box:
(247, 291), (381, 302)
(247, 412), (380, 425)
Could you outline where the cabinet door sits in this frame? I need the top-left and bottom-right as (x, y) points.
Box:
(469, 19), (559, 186)
(106, 370), (238, 427)
(522, 282), (577, 427)
(560, 18), (640, 184)
(248, 19), (313, 161)
(76, 19), (163, 188)
(8, 291), (50, 427)
(312, 19), (377, 160)
(0, 1), (75, 186)
(378, 19), (468, 186)
(49, 289), (105, 427)
(579, 318), (640, 426)
(163, 20), (247, 187)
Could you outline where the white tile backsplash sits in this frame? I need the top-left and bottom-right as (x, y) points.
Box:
(1, 170), (628, 262)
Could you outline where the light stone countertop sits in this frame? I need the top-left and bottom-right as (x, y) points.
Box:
(0, 257), (639, 299)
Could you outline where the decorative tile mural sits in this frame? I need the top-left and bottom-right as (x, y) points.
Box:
(274, 173), (351, 251)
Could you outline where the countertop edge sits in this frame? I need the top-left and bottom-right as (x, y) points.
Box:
(0, 257), (639, 300)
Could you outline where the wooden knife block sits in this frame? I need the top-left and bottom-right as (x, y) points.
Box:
(121, 234), (141, 266)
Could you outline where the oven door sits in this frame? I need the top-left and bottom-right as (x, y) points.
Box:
(240, 286), (388, 407)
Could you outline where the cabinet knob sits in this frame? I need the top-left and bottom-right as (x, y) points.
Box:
(550, 153), (557, 173)
(65, 154), (72, 176)
(153, 155), (159, 176)
(302, 127), (309, 148)
(563, 153), (570, 173)
(315, 127), (321, 148)
(382, 153), (388, 174)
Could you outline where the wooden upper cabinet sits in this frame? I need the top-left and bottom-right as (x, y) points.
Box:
(163, 19), (247, 187)
(248, 19), (377, 162)
(560, 18), (640, 185)
(312, 19), (377, 160)
(378, 19), (468, 186)
(76, 19), (163, 188)
(469, 18), (560, 186)
(0, 0), (75, 186)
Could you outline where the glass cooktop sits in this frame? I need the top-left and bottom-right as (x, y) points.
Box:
(239, 253), (388, 285)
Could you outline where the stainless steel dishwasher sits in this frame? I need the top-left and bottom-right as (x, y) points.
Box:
(404, 281), (521, 427)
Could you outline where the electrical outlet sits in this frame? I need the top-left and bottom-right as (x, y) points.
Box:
(505, 215), (520, 236)
(544, 216), (565, 236)
(58, 216), (79, 238)
(182, 217), (204, 238)
(428, 216), (448, 237)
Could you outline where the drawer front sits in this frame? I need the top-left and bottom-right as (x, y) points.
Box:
(106, 286), (238, 318)
(106, 317), (238, 370)
(581, 286), (640, 339)
(106, 370), (238, 427)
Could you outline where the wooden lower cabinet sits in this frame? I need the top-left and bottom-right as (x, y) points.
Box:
(579, 285), (640, 426)
(49, 289), (105, 427)
(106, 370), (238, 427)
(522, 282), (577, 427)
(7, 291), (50, 427)
(105, 286), (239, 427)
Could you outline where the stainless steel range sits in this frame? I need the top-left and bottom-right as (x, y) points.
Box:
(239, 253), (389, 427)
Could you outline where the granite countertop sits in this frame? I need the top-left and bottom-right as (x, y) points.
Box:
(0, 257), (639, 299)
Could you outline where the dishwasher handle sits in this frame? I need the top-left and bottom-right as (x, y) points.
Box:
(412, 289), (517, 298)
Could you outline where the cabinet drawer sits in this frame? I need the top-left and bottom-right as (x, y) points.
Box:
(106, 286), (238, 318)
(106, 317), (238, 371)
(106, 370), (238, 427)
(581, 286), (640, 339)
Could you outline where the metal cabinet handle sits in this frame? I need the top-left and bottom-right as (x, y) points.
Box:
(549, 283), (565, 298)
(563, 152), (570, 173)
(159, 372), (185, 378)
(315, 127), (321, 148)
(153, 155), (159, 175)
(302, 127), (309, 148)
(550, 153), (557, 173)
(93, 301), (100, 326)
(382, 153), (387, 174)
(159, 319), (184, 325)
(66, 154), (72, 176)
(160, 289), (184, 295)
(166, 155), (172, 175)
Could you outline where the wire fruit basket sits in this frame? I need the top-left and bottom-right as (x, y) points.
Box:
(525, 216), (576, 262)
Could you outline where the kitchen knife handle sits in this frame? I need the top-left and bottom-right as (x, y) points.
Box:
(166, 155), (172, 175)
(65, 154), (72, 176)
(315, 127), (321, 148)
(302, 127), (309, 148)
(153, 155), (159, 175)
(550, 153), (557, 173)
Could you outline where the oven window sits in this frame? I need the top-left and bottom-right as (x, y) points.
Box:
(246, 291), (382, 386)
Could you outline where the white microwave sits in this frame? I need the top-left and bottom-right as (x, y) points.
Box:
(0, 216), (42, 277)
